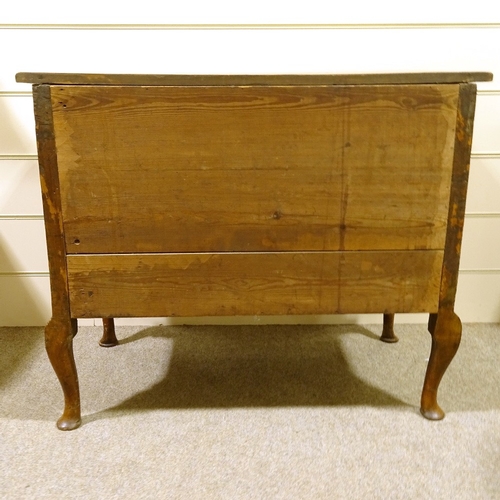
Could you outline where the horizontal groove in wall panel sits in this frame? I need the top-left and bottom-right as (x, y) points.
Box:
(3, 23), (500, 29)
(0, 220), (48, 273)
(0, 155), (38, 160)
(465, 213), (500, 218)
(460, 269), (500, 274)
(471, 152), (500, 158)
(466, 157), (500, 213)
(3, 29), (499, 91)
(455, 272), (500, 322)
(0, 216), (44, 221)
(0, 272), (49, 277)
(0, 91), (31, 97)
(0, 159), (42, 215)
(0, 275), (51, 326)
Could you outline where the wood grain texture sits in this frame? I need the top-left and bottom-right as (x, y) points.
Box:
(51, 84), (459, 253)
(33, 85), (81, 430)
(67, 250), (443, 318)
(16, 72), (493, 86)
(22, 73), (487, 428)
(33, 85), (71, 319)
(438, 83), (477, 310)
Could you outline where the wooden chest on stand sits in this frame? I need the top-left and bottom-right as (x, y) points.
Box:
(16, 71), (492, 429)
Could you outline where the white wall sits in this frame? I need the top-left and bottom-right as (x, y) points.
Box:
(1, 2), (499, 326)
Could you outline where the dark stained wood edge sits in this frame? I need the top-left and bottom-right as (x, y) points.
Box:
(100, 318), (118, 347)
(422, 84), (474, 419)
(438, 83), (477, 310)
(33, 84), (72, 320)
(16, 72), (493, 86)
(35, 84), (82, 430)
(380, 313), (399, 343)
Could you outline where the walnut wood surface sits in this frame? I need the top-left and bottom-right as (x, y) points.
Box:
(51, 84), (458, 254)
(33, 85), (71, 319)
(419, 83), (477, 420)
(16, 72), (493, 86)
(66, 250), (443, 318)
(380, 313), (398, 343)
(33, 85), (81, 430)
(438, 84), (477, 310)
(24, 74), (487, 428)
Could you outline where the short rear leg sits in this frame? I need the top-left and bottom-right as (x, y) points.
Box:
(100, 318), (118, 347)
(380, 313), (399, 343)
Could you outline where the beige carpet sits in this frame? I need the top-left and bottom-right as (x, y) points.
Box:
(1, 323), (499, 499)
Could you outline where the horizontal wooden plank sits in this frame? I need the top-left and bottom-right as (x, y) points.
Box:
(4, 29), (499, 92)
(0, 220), (48, 272)
(16, 72), (492, 85)
(0, 270), (497, 326)
(53, 84), (457, 253)
(0, 158), (493, 222)
(0, 159), (492, 272)
(66, 250), (443, 317)
(0, 159), (43, 215)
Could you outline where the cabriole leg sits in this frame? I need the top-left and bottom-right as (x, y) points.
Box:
(420, 309), (462, 420)
(100, 318), (118, 347)
(45, 317), (81, 430)
(380, 313), (398, 343)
